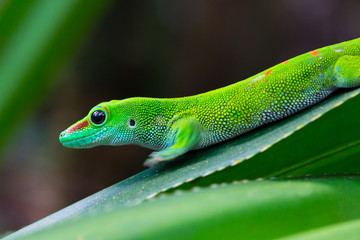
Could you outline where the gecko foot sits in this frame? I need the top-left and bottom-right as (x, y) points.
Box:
(143, 150), (181, 167)
(143, 157), (164, 168)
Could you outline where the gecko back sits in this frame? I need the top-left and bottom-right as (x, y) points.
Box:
(60, 38), (360, 167)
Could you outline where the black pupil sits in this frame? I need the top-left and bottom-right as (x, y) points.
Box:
(91, 110), (106, 124)
(129, 119), (135, 126)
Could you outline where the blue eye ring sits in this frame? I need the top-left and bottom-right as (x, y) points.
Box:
(88, 107), (109, 126)
(91, 110), (106, 125)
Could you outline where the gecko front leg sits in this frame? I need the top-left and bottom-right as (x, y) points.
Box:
(144, 117), (201, 167)
(334, 56), (360, 88)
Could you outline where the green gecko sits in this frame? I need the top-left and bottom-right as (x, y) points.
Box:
(59, 38), (360, 167)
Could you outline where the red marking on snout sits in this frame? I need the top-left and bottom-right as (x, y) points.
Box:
(265, 69), (273, 76)
(282, 60), (290, 64)
(311, 50), (319, 56)
(68, 121), (89, 133)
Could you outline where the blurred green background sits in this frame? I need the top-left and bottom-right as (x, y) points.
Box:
(0, 0), (359, 234)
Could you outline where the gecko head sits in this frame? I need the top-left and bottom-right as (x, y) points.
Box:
(59, 100), (136, 148)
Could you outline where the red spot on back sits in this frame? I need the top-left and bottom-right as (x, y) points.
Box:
(282, 60), (290, 64)
(265, 69), (273, 76)
(311, 50), (320, 56)
(68, 121), (89, 133)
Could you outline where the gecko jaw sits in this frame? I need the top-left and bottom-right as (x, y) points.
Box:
(59, 127), (107, 148)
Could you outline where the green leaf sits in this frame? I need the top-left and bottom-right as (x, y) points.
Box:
(276, 218), (360, 240)
(5, 89), (360, 239)
(0, 0), (111, 152)
(7, 176), (360, 240)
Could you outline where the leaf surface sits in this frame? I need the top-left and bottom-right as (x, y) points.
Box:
(5, 88), (360, 239)
(8, 176), (360, 240)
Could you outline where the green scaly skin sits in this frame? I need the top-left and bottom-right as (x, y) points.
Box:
(59, 38), (360, 167)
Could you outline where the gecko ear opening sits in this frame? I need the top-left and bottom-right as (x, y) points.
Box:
(129, 119), (136, 127)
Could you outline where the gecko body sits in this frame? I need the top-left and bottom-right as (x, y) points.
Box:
(60, 38), (360, 167)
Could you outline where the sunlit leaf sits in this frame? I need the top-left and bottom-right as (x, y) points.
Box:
(276, 218), (360, 240)
(7, 176), (360, 240)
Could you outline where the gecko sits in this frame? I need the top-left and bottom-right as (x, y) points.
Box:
(59, 38), (360, 167)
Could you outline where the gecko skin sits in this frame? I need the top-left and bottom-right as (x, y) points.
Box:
(60, 38), (360, 167)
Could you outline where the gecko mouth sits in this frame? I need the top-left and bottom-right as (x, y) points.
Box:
(59, 128), (107, 148)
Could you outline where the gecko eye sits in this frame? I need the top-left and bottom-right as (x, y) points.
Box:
(91, 110), (106, 125)
(129, 119), (136, 127)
